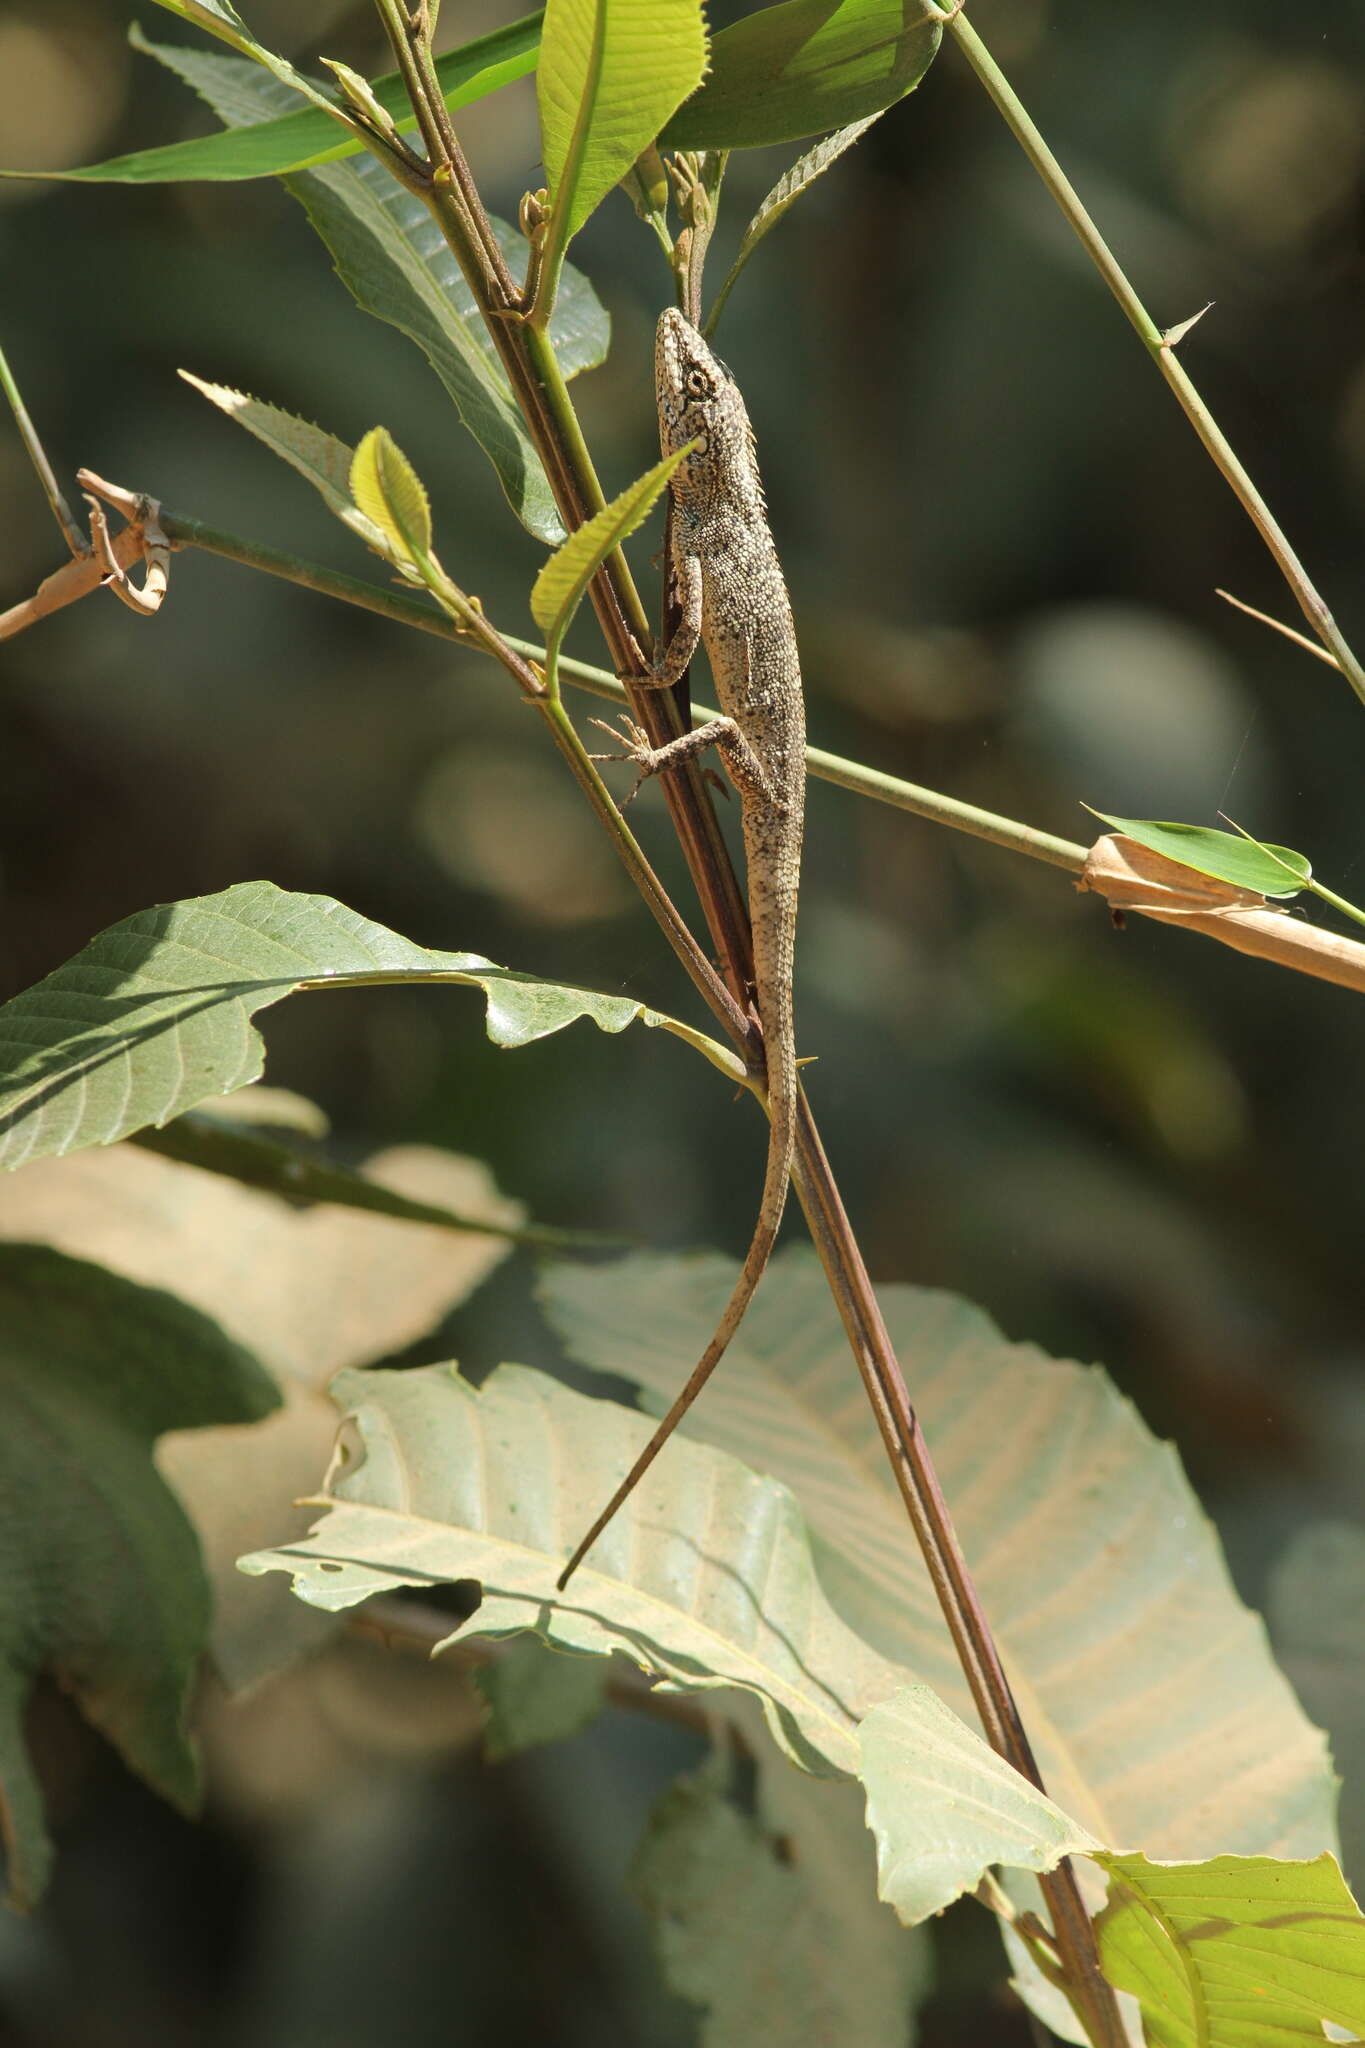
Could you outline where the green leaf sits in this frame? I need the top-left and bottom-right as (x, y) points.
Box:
(539, 1252), (1337, 1862)
(0, 1141), (523, 1691)
(1, 15), (541, 182)
(242, 1361), (1097, 1921)
(143, 35), (607, 544)
(1093, 1850), (1365, 2046)
(530, 446), (689, 639)
(708, 115), (881, 331)
(631, 1722), (931, 2045)
(537, 0), (707, 243)
(140, 0), (338, 116)
(350, 427), (433, 563)
(0, 881), (735, 1171)
(178, 375), (403, 561)
(663, 0), (941, 152)
(472, 1635), (609, 1761)
(860, 1686), (1097, 1925)
(0, 1241), (278, 1906)
(1087, 813), (1311, 898)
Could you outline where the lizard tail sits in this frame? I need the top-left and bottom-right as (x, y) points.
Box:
(557, 988), (797, 1590)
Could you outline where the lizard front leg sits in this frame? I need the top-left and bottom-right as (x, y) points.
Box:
(589, 713), (785, 816)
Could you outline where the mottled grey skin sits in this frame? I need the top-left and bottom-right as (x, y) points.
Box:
(559, 310), (805, 1588)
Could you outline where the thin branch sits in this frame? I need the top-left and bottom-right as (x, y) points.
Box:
(945, 11), (1365, 711)
(0, 335), (85, 555)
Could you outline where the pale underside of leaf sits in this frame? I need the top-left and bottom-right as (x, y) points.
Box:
(538, 1250), (1337, 1868)
(242, 1361), (1102, 1924)
(0, 879), (734, 1170)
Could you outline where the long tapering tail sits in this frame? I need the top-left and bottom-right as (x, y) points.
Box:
(556, 1008), (797, 1590)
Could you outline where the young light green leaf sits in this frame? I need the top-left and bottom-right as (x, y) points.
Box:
(537, 0), (707, 244)
(663, 0), (940, 152)
(473, 1636), (609, 1761)
(1094, 1850), (1365, 2046)
(143, 35), (607, 542)
(5, 16), (541, 184)
(708, 115), (880, 333)
(320, 58), (398, 141)
(178, 374), (402, 561)
(0, 1241), (278, 1907)
(860, 1686), (1097, 1926)
(530, 446), (689, 640)
(540, 1251), (1338, 1872)
(1087, 811), (1312, 898)
(350, 427), (434, 565)
(0, 881), (738, 1171)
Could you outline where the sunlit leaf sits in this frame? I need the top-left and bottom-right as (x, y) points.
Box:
(0, 1242), (277, 1906)
(530, 446), (689, 639)
(664, 0), (940, 151)
(1, 15), (541, 182)
(537, 0), (707, 242)
(1087, 813), (1311, 898)
(708, 114), (881, 330)
(350, 427), (433, 563)
(1094, 1850), (1365, 2047)
(0, 882), (735, 1171)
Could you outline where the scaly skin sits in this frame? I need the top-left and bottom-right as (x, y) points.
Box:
(558, 311), (805, 1588)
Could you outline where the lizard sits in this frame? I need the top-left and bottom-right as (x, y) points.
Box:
(557, 307), (806, 1589)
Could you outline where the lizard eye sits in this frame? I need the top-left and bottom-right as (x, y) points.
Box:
(684, 367), (711, 400)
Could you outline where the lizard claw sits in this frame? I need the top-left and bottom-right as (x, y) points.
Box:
(588, 714), (655, 762)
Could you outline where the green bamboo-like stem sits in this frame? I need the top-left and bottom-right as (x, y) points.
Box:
(155, 510), (1088, 872)
(945, 12), (1365, 710)
(0, 336), (86, 556)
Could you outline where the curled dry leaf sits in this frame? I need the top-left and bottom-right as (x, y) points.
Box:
(1079, 833), (1365, 997)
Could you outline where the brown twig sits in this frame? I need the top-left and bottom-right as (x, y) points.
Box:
(366, 19), (1124, 2042)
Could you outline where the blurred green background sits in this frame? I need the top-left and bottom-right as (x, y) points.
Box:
(2, 0), (1365, 2041)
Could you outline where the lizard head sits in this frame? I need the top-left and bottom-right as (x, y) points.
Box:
(655, 307), (754, 510)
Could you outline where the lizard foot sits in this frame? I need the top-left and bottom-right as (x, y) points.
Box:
(588, 716), (660, 807)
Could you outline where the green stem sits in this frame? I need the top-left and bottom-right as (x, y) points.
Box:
(1307, 880), (1365, 932)
(946, 13), (1365, 711)
(156, 511), (1088, 874)
(0, 335), (85, 556)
